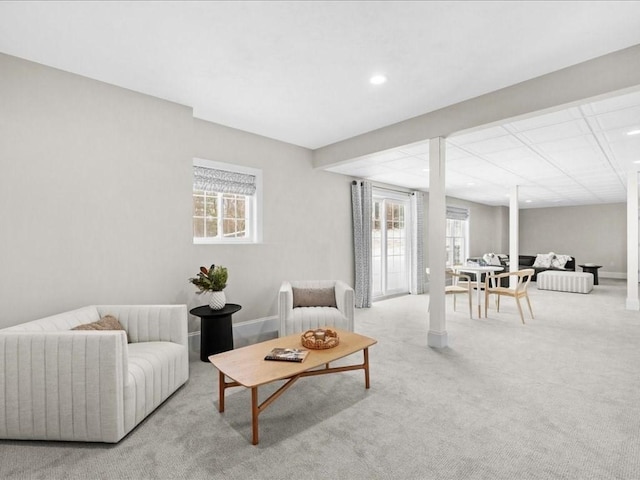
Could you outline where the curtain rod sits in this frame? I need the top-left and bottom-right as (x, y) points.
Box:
(351, 180), (416, 195)
(353, 180), (419, 195)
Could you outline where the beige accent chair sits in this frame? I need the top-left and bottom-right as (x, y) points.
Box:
(484, 269), (535, 323)
(278, 280), (355, 336)
(0, 305), (189, 443)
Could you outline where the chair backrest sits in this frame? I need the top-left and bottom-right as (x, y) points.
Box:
(445, 269), (471, 286)
(278, 280), (355, 336)
(515, 268), (534, 292)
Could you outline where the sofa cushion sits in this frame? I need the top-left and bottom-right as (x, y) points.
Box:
(124, 341), (189, 431)
(519, 255), (536, 267)
(290, 306), (346, 332)
(292, 287), (337, 308)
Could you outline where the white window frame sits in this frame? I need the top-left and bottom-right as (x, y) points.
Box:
(372, 188), (412, 299)
(193, 158), (263, 244)
(445, 206), (470, 266)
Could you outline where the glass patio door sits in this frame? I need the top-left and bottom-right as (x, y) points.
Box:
(372, 191), (411, 298)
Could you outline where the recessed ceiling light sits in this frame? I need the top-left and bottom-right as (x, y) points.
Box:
(467, 182), (475, 186)
(634, 160), (640, 164)
(422, 168), (429, 172)
(627, 129), (640, 136)
(525, 200), (533, 203)
(370, 74), (387, 85)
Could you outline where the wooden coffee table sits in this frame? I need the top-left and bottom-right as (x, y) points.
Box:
(208, 329), (377, 445)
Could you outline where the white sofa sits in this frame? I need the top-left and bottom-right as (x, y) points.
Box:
(0, 305), (189, 443)
(278, 280), (355, 336)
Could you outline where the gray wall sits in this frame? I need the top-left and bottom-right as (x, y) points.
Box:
(519, 203), (626, 277)
(0, 53), (354, 329)
(423, 195), (508, 263)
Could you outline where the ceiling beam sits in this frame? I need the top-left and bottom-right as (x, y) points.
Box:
(313, 43), (640, 169)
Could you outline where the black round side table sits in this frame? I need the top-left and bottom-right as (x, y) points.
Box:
(190, 304), (242, 362)
(579, 265), (602, 285)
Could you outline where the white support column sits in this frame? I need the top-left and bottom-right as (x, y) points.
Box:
(509, 186), (519, 289)
(428, 137), (448, 348)
(626, 171), (639, 310)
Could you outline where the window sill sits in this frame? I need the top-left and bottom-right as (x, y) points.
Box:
(194, 238), (260, 245)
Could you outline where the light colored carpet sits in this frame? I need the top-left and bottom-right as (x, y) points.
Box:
(2, 279), (640, 480)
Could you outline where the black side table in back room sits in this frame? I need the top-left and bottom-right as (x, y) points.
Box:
(190, 304), (242, 362)
(579, 265), (602, 286)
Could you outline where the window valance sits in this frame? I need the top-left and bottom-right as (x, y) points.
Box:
(446, 205), (470, 221)
(193, 166), (257, 196)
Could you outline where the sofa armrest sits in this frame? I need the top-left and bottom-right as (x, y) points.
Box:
(278, 282), (294, 337)
(0, 330), (128, 442)
(96, 305), (187, 347)
(334, 281), (355, 332)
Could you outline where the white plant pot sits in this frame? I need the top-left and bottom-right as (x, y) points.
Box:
(209, 291), (226, 310)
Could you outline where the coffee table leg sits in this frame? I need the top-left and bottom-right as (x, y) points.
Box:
(251, 387), (259, 445)
(364, 347), (370, 389)
(218, 370), (225, 412)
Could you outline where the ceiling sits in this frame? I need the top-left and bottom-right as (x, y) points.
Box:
(327, 90), (640, 208)
(1, 1), (640, 208)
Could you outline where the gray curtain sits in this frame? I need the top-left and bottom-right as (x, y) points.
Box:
(410, 191), (425, 294)
(351, 180), (372, 308)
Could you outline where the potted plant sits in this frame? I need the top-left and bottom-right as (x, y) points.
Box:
(189, 264), (228, 310)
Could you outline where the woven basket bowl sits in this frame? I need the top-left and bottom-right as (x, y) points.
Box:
(301, 328), (340, 350)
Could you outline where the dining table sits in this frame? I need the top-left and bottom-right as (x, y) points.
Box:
(453, 264), (504, 318)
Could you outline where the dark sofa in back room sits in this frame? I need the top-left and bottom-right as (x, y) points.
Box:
(466, 253), (576, 284)
(518, 254), (576, 281)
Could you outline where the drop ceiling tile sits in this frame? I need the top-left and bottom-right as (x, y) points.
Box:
(591, 105), (640, 131)
(461, 135), (524, 155)
(445, 145), (474, 161)
(397, 140), (430, 156)
(368, 171), (424, 186)
(383, 156), (427, 170)
(601, 127), (640, 144)
(544, 147), (608, 169)
(535, 135), (597, 154)
(362, 150), (411, 163)
(449, 126), (510, 146)
(518, 119), (591, 144)
(609, 141), (640, 163)
(584, 89), (640, 115)
(506, 107), (581, 132)
(483, 146), (541, 163)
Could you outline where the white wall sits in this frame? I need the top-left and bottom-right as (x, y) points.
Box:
(191, 119), (354, 324)
(519, 203), (627, 277)
(0, 53), (354, 330)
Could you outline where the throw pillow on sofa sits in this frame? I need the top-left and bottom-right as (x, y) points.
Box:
(72, 314), (129, 342)
(482, 253), (502, 266)
(532, 253), (553, 268)
(551, 254), (571, 269)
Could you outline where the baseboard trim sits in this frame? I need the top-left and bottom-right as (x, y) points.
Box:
(600, 271), (625, 280)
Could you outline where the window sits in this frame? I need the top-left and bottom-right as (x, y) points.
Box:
(193, 159), (262, 244)
(446, 206), (469, 266)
